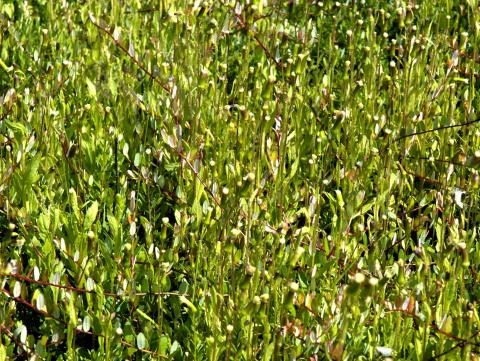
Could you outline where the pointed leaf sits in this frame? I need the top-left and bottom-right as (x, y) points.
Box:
(85, 78), (97, 100)
(84, 201), (99, 230)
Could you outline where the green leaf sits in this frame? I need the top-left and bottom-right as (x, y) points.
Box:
(286, 153), (300, 181)
(136, 332), (146, 350)
(169, 340), (180, 355)
(36, 292), (46, 312)
(192, 197), (202, 224)
(122, 143), (129, 159)
(134, 152), (141, 167)
(13, 281), (21, 298)
(0, 343), (6, 361)
(69, 188), (82, 224)
(136, 309), (159, 329)
(85, 77), (97, 100)
(160, 335), (171, 355)
(52, 207), (61, 235)
(34, 266), (40, 281)
(108, 75), (118, 99)
(179, 295), (197, 313)
(5, 120), (27, 136)
(84, 201), (99, 230)
(23, 155), (40, 189)
(14, 325), (27, 344)
(108, 214), (122, 255)
(86, 277), (95, 291)
(83, 316), (91, 332)
(38, 212), (51, 240)
(68, 295), (77, 326)
(263, 342), (275, 361)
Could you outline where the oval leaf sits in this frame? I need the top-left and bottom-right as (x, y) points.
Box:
(83, 315), (91, 332)
(86, 277), (95, 292)
(85, 78), (97, 100)
(34, 265), (40, 281)
(137, 332), (146, 350)
(36, 292), (45, 312)
(84, 201), (99, 230)
(13, 281), (21, 298)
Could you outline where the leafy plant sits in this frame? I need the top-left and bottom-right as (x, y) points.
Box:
(1, 0), (480, 360)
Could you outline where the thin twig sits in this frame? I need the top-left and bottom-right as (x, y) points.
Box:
(0, 273), (182, 298)
(395, 117), (480, 142)
(234, 14), (281, 68)
(88, 14), (170, 93)
(385, 305), (480, 348)
(176, 150), (222, 210)
(405, 156), (465, 167)
(431, 329), (480, 359)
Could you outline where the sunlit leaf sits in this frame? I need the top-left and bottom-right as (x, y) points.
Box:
(13, 281), (21, 298)
(86, 277), (95, 292)
(34, 266), (40, 281)
(136, 332), (146, 350)
(85, 77), (97, 100)
(84, 201), (99, 230)
(14, 325), (27, 344)
(83, 316), (91, 332)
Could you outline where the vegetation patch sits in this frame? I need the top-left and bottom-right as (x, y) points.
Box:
(1, 1), (480, 360)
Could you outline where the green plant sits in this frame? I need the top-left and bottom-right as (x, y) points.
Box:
(1, 1), (480, 360)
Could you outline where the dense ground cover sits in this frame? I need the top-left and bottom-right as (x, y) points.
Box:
(1, 0), (480, 359)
